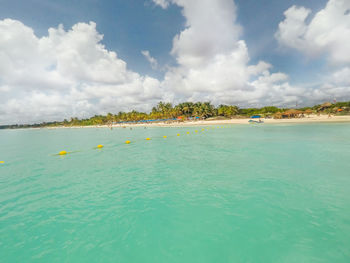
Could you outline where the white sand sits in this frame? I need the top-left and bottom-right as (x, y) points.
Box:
(46, 114), (350, 129)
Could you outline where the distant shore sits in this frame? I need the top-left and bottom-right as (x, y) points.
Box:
(44, 115), (350, 129)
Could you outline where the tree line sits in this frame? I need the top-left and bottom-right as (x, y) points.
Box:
(1, 101), (350, 129)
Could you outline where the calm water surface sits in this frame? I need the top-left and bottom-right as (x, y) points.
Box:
(1, 124), (350, 262)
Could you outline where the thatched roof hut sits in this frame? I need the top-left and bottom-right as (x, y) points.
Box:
(288, 109), (303, 114)
(318, 102), (333, 111)
(273, 112), (282, 119)
(304, 109), (313, 114)
(321, 102), (332, 107)
(282, 109), (303, 118)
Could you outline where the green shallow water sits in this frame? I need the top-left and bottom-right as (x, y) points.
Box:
(1, 124), (350, 262)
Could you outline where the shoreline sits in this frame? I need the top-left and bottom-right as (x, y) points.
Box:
(43, 115), (350, 129)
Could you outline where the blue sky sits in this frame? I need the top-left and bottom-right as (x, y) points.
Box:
(0, 0), (349, 123)
(0, 0), (327, 79)
(0, 0), (185, 78)
(236, 0), (328, 81)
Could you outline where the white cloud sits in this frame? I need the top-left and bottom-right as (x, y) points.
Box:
(152, 0), (170, 9)
(2, 0), (350, 124)
(331, 67), (350, 86)
(274, 0), (350, 104)
(275, 0), (350, 64)
(156, 0), (350, 107)
(156, 0), (301, 106)
(0, 19), (162, 124)
(141, 50), (158, 69)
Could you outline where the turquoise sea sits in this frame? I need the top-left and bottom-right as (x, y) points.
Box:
(1, 123), (350, 262)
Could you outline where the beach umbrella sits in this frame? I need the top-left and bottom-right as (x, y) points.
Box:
(250, 115), (261, 119)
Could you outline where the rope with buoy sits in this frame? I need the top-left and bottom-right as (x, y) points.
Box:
(50, 125), (228, 156)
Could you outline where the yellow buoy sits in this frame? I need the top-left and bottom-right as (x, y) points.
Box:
(202, 128), (205, 131)
(125, 140), (131, 144)
(177, 134), (180, 136)
(97, 145), (104, 148)
(146, 138), (151, 140)
(186, 131), (190, 134)
(59, 151), (67, 155)
(163, 136), (167, 138)
(0, 161), (4, 164)
(195, 130), (198, 133)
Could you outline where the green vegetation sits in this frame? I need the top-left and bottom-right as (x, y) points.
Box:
(1, 101), (350, 129)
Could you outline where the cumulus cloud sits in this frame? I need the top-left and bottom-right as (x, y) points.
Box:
(141, 50), (158, 69)
(2, 0), (350, 124)
(152, 0), (350, 106)
(153, 0), (301, 106)
(0, 19), (162, 124)
(275, 0), (350, 64)
(274, 0), (350, 103)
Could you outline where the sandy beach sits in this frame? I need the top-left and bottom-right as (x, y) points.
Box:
(46, 115), (350, 129)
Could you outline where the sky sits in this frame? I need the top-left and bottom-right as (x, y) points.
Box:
(0, 0), (349, 124)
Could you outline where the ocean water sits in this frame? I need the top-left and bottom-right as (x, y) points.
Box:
(1, 123), (350, 262)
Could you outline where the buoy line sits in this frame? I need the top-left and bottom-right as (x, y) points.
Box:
(52, 125), (227, 156)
